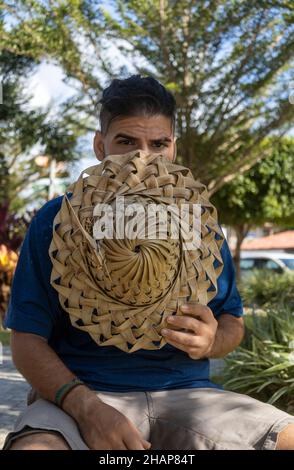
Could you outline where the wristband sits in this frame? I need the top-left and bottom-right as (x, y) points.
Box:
(54, 378), (84, 408)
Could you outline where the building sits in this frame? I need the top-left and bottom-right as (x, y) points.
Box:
(241, 230), (294, 253)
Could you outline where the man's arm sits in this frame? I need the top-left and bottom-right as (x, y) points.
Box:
(206, 313), (244, 359)
(11, 331), (151, 450)
(161, 303), (244, 360)
(11, 331), (80, 402)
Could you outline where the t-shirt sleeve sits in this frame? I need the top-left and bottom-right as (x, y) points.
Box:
(4, 215), (56, 339)
(208, 233), (244, 318)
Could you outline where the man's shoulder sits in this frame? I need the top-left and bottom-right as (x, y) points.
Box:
(34, 193), (70, 226)
(31, 193), (71, 243)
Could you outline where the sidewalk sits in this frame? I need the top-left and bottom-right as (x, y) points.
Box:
(0, 347), (29, 448)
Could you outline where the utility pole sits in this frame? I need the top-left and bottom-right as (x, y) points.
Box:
(48, 158), (57, 201)
(35, 155), (57, 200)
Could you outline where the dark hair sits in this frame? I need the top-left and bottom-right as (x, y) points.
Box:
(98, 75), (177, 135)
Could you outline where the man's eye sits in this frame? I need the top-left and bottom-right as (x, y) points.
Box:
(153, 142), (167, 148)
(118, 140), (134, 145)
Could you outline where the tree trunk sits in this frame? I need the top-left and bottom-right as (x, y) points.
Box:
(234, 224), (250, 284)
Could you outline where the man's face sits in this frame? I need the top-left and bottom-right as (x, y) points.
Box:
(93, 114), (177, 162)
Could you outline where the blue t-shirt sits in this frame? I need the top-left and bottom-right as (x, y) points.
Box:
(5, 195), (243, 393)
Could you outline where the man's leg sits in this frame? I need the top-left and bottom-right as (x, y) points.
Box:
(276, 423), (294, 450)
(9, 432), (71, 450)
(148, 388), (294, 450)
(3, 399), (89, 450)
(4, 392), (150, 451)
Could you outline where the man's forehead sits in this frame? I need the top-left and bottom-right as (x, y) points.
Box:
(107, 115), (173, 138)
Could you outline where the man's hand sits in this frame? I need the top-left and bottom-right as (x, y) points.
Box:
(63, 386), (151, 450)
(161, 303), (244, 359)
(161, 303), (218, 360)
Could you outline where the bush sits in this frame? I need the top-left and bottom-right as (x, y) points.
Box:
(0, 329), (10, 346)
(222, 271), (294, 414)
(0, 244), (18, 325)
(239, 270), (294, 309)
(0, 203), (35, 325)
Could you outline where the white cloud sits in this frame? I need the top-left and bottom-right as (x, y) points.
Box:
(25, 62), (75, 110)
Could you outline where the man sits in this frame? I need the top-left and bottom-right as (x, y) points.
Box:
(3, 75), (294, 450)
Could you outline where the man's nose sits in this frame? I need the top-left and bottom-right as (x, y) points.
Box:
(134, 143), (149, 153)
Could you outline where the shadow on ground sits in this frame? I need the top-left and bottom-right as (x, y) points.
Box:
(0, 346), (29, 448)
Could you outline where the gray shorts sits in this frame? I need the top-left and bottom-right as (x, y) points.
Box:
(3, 387), (294, 450)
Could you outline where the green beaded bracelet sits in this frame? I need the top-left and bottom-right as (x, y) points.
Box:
(55, 378), (84, 408)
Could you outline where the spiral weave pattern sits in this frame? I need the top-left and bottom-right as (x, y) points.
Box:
(49, 150), (225, 353)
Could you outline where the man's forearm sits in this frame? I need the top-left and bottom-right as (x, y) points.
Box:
(206, 314), (244, 359)
(10, 330), (102, 421)
(11, 331), (150, 450)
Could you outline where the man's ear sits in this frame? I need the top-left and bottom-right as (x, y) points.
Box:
(93, 130), (105, 161)
(172, 137), (177, 162)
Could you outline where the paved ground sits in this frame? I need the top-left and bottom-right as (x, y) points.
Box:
(0, 346), (29, 448)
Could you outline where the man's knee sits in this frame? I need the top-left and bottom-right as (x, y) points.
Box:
(276, 423), (294, 450)
(9, 431), (71, 450)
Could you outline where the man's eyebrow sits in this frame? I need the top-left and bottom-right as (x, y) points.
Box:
(114, 133), (172, 142)
(114, 133), (136, 140)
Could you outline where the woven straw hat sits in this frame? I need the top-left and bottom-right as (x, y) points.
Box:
(49, 150), (224, 353)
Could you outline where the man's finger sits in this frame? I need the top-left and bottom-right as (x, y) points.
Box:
(142, 439), (152, 450)
(166, 314), (202, 334)
(180, 302), (214, 323)
(114, 441), (129, 450)
(161, 328), (198, 347)
(162, 336), (190, 353)
(164, 336), (205, 357)
(123, 435), (147, 450)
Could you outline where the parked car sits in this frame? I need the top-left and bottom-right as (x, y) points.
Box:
(240, 250), (294, 277)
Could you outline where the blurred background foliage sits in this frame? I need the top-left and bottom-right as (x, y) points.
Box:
(1, 0), (293, 248)
(221, 271), (294, 414)
(1, 0), (293, 193)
